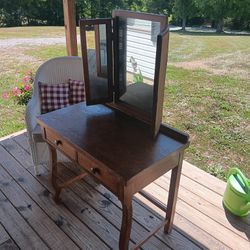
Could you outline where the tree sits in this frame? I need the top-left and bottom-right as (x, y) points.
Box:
(76, 0), (124, 19)
(197, 0), (235, 33)
(231, 0), (250, 30)
(123, 0), (150, 12)
(0, 0), (22, 26)
(147, 0), (174, 15)
(173, 0), (197, 30)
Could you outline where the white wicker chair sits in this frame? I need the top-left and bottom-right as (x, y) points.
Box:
(25, 56), (83, 175)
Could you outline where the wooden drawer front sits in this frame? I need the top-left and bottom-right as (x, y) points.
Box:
(45, 128), (77, 161)
(78, 152), (119, 194)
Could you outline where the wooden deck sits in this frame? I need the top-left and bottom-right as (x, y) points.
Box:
(0, 130), (249, 250)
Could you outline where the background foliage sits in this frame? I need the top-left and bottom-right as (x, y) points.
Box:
(0, 0), (249, 32)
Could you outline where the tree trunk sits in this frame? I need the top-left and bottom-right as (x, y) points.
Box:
(182, 16), (186, 31)
(216, 18), (224, 33)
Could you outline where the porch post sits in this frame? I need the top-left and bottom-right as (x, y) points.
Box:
(63, 0), (78, 56)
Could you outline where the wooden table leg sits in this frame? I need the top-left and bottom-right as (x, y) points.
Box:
(164, 152), (184, 233)
(48, 144), (61, 203)
(119, 196), (133, 250)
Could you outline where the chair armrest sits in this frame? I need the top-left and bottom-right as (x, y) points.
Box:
(25, 97), (40, 137)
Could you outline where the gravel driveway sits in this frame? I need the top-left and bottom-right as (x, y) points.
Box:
(0, 36), (81, 48)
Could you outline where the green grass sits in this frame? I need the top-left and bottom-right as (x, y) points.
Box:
(0, 72), (26, 137)
(25, 31), (95, 60)
(0, 27), (249, 179)
(27, 45), (68, 61)
(169, 32), (250, 62)
(0, 26), (65, 39)
(164, 66), (249, 178)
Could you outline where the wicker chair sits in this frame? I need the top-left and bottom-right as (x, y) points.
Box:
(25, 56), (83, 175)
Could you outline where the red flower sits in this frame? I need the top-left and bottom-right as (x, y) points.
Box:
(2, 92), (9, 100)
(24, 84), (31, 91)
(23, 75), (30, 83)
(12, 87), (22, 96)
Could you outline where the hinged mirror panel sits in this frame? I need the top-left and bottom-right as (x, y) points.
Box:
(112, 10), (169, 136)
(79, 11), (169, 137)
(80, 19), (113, 105)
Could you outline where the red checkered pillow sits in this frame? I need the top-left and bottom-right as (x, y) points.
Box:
(39, 82), (70, 114)
(68, 79), (85, 104)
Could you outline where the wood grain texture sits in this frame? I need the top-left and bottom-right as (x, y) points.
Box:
(26, 143), (172, 249)
(182, 161), (226, 195)
(37, 103), (185, 182)
(2, 134), (170, 250)
(0, 239), (19, 250)
(56, 165), (172, 250)
(158, 174), (250, 236)
(0, 223), (11, 246)
(143, 181), (250, 249)
(135, 193), (229, 250)
(82, 174), (201, 250)
(0, 190), (49, 250)
(1, 131), (248, 250)
(63, 0), (78, 56)
(0, 142), (109, 250)
(0, 163), (79, 250)
(38, 103), (187, 248)
(18, 133), (186, 250)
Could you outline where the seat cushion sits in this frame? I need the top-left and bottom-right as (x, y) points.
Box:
(39, 82), (70, 114)
(68, 79), (85, 104)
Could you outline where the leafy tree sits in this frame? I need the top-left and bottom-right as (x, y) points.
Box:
(0, 0), (22, 26)
(124, 0), (150, 12)
(76, 0), (124, 19)
(230, 0), (250, 30)
(173, 0), (197, 30)
(196, 0), (235, 33)
(147, 0), (174, 15)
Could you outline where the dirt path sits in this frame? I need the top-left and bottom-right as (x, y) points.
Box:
(0, 37), (77, 74)
(0, 37), (67, 48)
(0, 36), (82, 48)
(0, 35), (249, 80)
(170, 50), (250, 80)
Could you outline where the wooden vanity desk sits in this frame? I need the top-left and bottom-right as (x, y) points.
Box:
(37, 102), (189, 250)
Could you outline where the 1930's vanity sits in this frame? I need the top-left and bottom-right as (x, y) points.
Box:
(37, 10), (189, 250)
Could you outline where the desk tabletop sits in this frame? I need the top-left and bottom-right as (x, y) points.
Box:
(37, 103), (186, 181)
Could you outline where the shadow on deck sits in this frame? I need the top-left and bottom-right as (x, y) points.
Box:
(0, 130), (249, 249)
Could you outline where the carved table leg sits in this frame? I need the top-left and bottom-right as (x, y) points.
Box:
(164, 152), (184, 233)
(48, 144), (61, 203)
(119, 196), (133, 250)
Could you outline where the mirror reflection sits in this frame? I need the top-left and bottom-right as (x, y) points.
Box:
(86, 24), (109, 100)
(117, 18), (161, 115)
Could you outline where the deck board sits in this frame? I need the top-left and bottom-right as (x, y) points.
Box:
(0, 130), (249, 250)
(0, 223), (11, 245)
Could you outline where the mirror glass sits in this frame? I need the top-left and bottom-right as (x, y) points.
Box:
(85, 24), (109, 101)
(117, 17), (161, 115)
(96, 24), (108, 77)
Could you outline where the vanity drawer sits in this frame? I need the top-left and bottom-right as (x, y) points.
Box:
(45, 128), (77, 161)
(78, 151), (119, 194)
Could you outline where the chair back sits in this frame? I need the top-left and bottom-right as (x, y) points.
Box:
(33, 56), (83, 108)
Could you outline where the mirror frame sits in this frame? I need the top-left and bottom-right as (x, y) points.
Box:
(110, 10), (169, 136)
(79, 11), (169, 137)
(79, 18), (113, 105)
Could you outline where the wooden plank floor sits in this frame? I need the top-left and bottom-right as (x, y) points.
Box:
(0, 130), (249, 250)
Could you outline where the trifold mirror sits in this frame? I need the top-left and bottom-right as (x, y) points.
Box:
(80, 10), (169, 137)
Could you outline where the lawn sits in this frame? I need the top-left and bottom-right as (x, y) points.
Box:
(0, 27), (249, 179)
(0, 26), (65, 39)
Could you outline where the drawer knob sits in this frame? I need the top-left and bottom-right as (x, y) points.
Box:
(54, 140), (62, 146)
(90, 167), (99, 174)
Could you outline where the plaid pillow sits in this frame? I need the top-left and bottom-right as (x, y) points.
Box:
(68, 79), (85, 104)
(39, 82), (70, 114)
